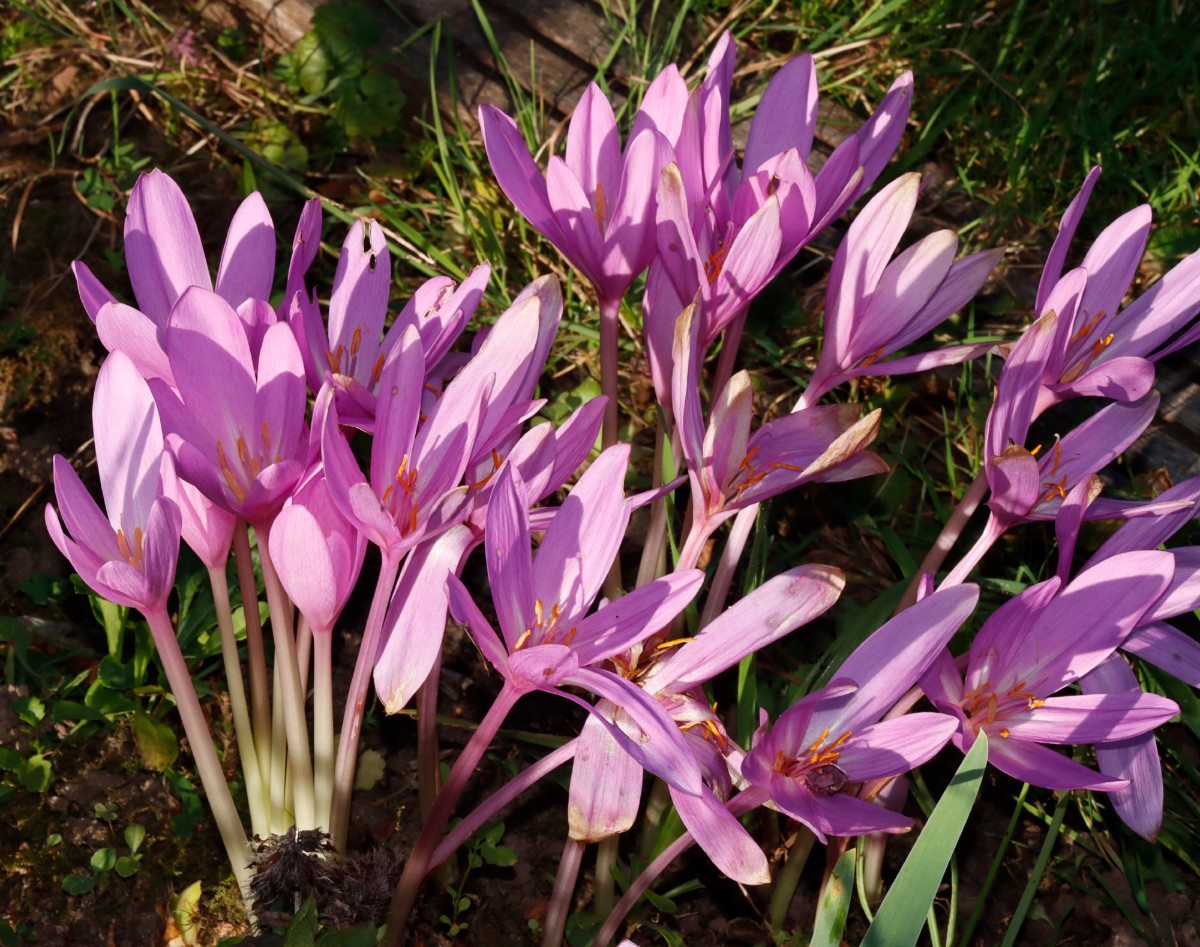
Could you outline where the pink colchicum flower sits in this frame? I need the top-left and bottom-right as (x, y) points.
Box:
(291, 214), (492, 427)
(569, 564), (847, 884)
(644, 38), (918, 407)
(672, 305), (886, 537)
(446, 449), (707, 796)
(75, 169), (290, 387)
(150, 286), (309, 526)
(479, 82), (674, 306)
(799, 173), (1001, 408)
(268, 465), (367, 635)
(738, 584), (980, 843)
(45, 351), (181, 612)
(920, 551), (1180, 793)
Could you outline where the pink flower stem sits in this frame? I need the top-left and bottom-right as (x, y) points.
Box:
(599, 296), (622, 451)
(543, 839), (585, 947)
(384, 682), (523, 947)
(939, 511), (1006, 590)
(677, 515), (715, 572)
(144, 606), (252, 899)
(595, 788), (766, 947)
(710, 310), (747, 402)
(329, 550), (402, 852)
(898, 471), (990, 610)
(207, 563), (268, 836)
(417, 651), (442, 821)
(698, 503), (759, 629)
(431, 737), (577, 866)
(256, 519), (315, 831)
(232, 523), (272, 784)
(296, 614), (313, 696)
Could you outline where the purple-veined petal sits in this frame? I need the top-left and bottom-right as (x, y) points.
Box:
(564, 83), (621, 226)
(1122, 621), (1200, 687)
(811, 584), (979, 735)
(601, 129), (674, 297)
(1144, 547), (1200, 621)
(93, 351), (164, 533)
(671, 784), (770, 884)
(570, 569), (704, 667)
(95, 302), (174, 386)
(743, 53), (817, 174)
(533, 445), (631, 620)
(653, 564), (845, 693)
(986, 736), (1127, 791)
(50, 454), (120, 563)
(72, 260), (117, 322)
(1036, 166), (1101, 314)
(478, 106), (562, 242)
(327, 219), (390, 379)
(986, 310), (1058, 458)
(447, 574), (510, 675)
(125, 170), (211, 324)
(374, 525), (473, 713)
(568, 713), (644, 841)
(566, 667), (704, 795)
(833, 714), (958, 781)
(1001, 693), (1177, 744)
(1080, 655), (1165, 841)
(484, 464), (536, 648)
(545, 155), (604, 284)
(370, 325), (424, 493)
(214, 191), (275, 310)
(509, 641), (580, 689)
(1076, 204), (1152, 337)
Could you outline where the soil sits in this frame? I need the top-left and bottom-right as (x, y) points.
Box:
(2, 3), (1199, 947)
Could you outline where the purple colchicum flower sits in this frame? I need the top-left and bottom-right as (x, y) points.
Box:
(1033, 167), (1200, 408)
(921, 551), (1179, 793)
(447, 448), (707, 796)
(799, 173), (1000, 408)
(738, 584), (980, 843)
(479, 82), (674, 307)
(569, 564), (847, 884)
(672, 305), (886, 540)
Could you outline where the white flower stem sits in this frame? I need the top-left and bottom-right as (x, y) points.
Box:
(207, 563), (268, 837)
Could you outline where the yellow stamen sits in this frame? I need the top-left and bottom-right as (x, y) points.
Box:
(514, 629), (532, 651)
(594, 182), (607, 228)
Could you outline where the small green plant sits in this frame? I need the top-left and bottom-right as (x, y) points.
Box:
(61, 816), (147, 895)
(275, 0), (405, 145)
(439, 821), (517, 938)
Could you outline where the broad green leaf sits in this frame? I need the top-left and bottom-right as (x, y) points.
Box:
(354, 748), (386, 791)
(283, 896), (319, 947)
(810, 847), (856, 947)
(171, 880), (202, 946)
(132, 710), (179, 772)
(124, 823), (146, 854)
(862, 733), (988, 947)
(16, 753), (52, 793)
(61, 873), (96, 895)
(91, 847), (117, 872)
(115, 855), (141, 878)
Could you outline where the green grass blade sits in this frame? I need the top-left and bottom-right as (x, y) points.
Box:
(810, 847), (857, 947)
(861, 733), (989, 947)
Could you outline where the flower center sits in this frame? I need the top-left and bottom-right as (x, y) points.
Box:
(114, 526), (145, 570)
(216, 423), (282, 501)
(1059, 309), (1115, 384)
(380, 453), (421, 534)
(326, 326), (385, 389)
(773, 727), (853, 796)
(513, 598), (577, 650)
(961, 680), (1044, 738)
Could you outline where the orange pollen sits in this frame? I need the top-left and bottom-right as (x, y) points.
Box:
(1030, 443), (1043, 457)
(236, 436), (250, 466)
(325, 344), (344, 373)
(115, 527), (145, 568)
(594, 182), (607, 228)
(534, 599), (544, 627)
(470, 449), (504, 491)
(369, 354), (385, 388)
(1050, 438), (1062, 474)
(514, 629), (532, 651)
(216, 440), (248, 501)
(999, 728), (1010, 738)
(1039, 475), (1068, 503)
(424, 382), (443, 397)
(350, 326), (362, 357)
(861, 344), (887, 367)
(705, 243), (729, 284)
(261, 422), (271, 457)
(562, 626), (578, 646)
(1068, 310), (1106, 348)
(768, 460), (805, 473)
(654, 637), (691, 651)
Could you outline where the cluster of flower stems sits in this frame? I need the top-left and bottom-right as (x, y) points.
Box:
(47, 30), (1200, 947)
